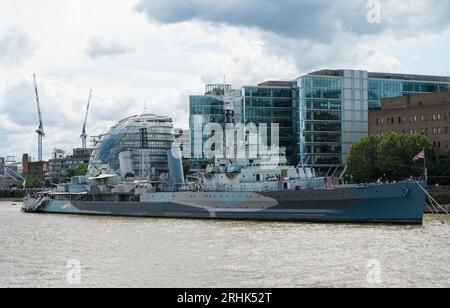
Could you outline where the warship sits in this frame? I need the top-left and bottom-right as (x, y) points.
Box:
(22, 149), (427, 224)
(21, 96), (428, 224)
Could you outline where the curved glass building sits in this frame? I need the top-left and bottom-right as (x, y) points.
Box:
(88, 114), (175, 177)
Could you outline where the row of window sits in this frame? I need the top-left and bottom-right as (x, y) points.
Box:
(368, 80), (447, 93)
(376, 113), (450, 125)
(377, 127), (449, 136)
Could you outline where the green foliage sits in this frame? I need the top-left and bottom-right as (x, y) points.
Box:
(44, 179), (53, 188)
(60, 171), (74, 184)
(22, 176), (44, 189)
(74, 163), (89, 176)
(347, 133), (435, 183)
(346, 135), (380, 183)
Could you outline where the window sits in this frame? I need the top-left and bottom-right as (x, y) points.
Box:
(438, 114), (441, 121)
(421, 115), (425, 122)
(433, 114), (436, 121)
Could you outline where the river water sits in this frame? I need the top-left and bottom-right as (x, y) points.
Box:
(0, 201), (449, 288)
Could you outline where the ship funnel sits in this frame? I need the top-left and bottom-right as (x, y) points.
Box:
(119, 151), (133, 178)
(167, 145), (184, 187)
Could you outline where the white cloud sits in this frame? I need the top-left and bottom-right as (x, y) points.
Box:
(0, 27), (34, 65)
(0, 0), (449, 161)
(87, 37), (132, 59)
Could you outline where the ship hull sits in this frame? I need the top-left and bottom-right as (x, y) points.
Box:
(30, 181), (426, 224)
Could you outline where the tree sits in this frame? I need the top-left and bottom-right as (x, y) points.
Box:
(74, 163), (88, 176)
(346, 135), (380, 183)
(347, 133), (435, 183)
(60, 171), (74, 184)
(44, 178), (53, 188)
(22, 176), (44, 189)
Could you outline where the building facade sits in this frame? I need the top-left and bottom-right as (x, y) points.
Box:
(22, 154), (30, 177)
(174, 128), (190, 162)
(0, 157), (4, 176)
(369, 91), (450, 156)
(243, 81), (299, 165)
(189, 84), (242, 170)
(189, 70), (450, 171)
(88, 114), (175, 178)
(49, 148), (93, 181)
(29, 161), (49, 180)
(298, 70), (449, 167)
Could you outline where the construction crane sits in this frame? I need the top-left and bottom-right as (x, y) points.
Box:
(80, 89), (93, 149)
(33, 74), (45, 162)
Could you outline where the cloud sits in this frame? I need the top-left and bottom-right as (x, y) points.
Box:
(135, 0), (450, 41)
(0, 27), (34, 65)
(0, 75), (141, 158)
(86, 37), (132, 59)
(1, 0), (449, 161)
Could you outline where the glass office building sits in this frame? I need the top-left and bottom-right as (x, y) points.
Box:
(189, 70), (449, 171)
(88, 114), (175, 177)
(298, 74), (345, 167)
(298, 70), (450, 168)
(368, 72), (449, 109)
(242, 81), (299, 165)
(189, 84), (242, 169)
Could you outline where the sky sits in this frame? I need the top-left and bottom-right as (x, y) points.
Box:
(1, 0), (450, 161)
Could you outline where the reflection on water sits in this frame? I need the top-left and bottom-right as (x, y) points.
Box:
(0, 202), (449, 288)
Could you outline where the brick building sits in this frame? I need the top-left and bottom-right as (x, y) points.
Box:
(29, 161), (49, 180)
(369, 91), (450, 155)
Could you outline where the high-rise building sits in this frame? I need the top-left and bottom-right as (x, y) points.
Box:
(88, 114), (175, 177)
(242, 81), (299, 164)
(189, 70), (450, 171)
(189, 84), (242, 170)
(298, 70), (450, 168)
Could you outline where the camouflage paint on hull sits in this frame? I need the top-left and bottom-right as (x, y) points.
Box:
(35, 181), (426, 224)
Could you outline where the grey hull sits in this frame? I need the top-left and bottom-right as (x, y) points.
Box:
(33, 181), (426, 224)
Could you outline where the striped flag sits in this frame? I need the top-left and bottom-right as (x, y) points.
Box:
(413, 150), (425, 161)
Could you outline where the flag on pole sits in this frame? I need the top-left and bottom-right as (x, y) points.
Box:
(413, 150), (425, 161)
